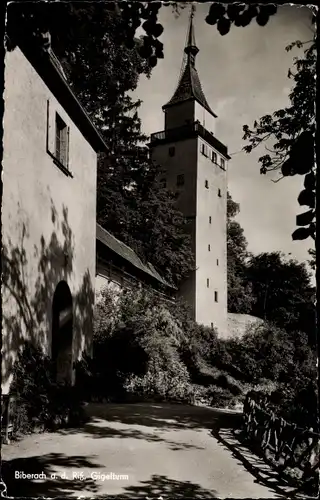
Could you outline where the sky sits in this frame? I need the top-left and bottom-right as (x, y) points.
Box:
(132, 4), (314, 266)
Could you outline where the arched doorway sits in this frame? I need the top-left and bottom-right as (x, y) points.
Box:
(52, 281), (73, 384)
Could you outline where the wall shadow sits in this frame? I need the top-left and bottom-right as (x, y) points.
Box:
(80, 402), (243, 433)
(1, 453), (102, 497)
(58, 420), (205, 451)
(2, 456), (218, 499)
(2, 199), (94, 389)
(110, 474), (218, 498)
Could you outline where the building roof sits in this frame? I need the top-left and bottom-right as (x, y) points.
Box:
(96, 224), (175, 290)
(17, 38), (108, 154)
(163, 64), (217, 118)
(163, 8), (217, 118)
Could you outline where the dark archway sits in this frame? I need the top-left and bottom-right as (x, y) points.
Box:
(52, 281), (73, 384)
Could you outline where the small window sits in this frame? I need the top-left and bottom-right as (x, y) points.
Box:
(160, 178), (166, 189)
(212, 151), (217, 163)
(209, 216), (212, 224)
(205, 180), (209, 189)
(220, 158), (225, 169)
(214, 291), (218, 302)
(208, 244), (211, 251)
(201, 142), (209, 157)
(169, 146), (175, 157)
(207, 278), (210, 288)
(177, 174), (185, 187)
(55, 113), (68, 167)
(216, 259), (219, 266)
(218, 188), (222, 197)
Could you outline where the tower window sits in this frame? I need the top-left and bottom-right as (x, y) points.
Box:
(169, 146), (175, 157)
(205, 180), (209, 189)
(208, 244), (211, 251)
(212, 151), (217, 163)
(209, 216), (212, 224)
(218, 188), (222, 197)
(160, 178), (166, 189)
(220, 158), (225, 169)
(214, 291), (218, 302)
(201, 143), (209, 157)
(207, 278), (210, 288)
(216, 259), (219, 266)
(177, 174), (185, 186)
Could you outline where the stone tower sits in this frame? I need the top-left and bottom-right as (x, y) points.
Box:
(149, 6), (230, 336)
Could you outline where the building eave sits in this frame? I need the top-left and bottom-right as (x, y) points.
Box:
(17, 41), (108, 154)
(96, 224), (176, 290)
(162, 96), (217, 119)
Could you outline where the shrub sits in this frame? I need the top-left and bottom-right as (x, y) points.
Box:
(219, 322), (317, 427)
(269, 381), (318, 429)
(94, 286), (118, 339)
(10, 342), (86, 437)
(92, 288), (214, 403)
(123, 365), (191, 403)
(180, 322), (219, 380)
(209, 385), (237, 408)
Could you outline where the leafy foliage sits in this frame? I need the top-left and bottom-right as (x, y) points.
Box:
(91, 287), (240, 406)
(223, 322), (317, 426)
(227, 192), (254, 313)
(90, 282), (317, 422)
(10, 342), (86, 437)
(6, 2), (280, 69)
(243, 38), (316, 240)
(205, 3), (277, 34)
(246, 252), (315, 339)
(308, 248), (316, 270)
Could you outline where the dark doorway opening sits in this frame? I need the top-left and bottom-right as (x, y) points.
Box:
(52, 281), (73, 384)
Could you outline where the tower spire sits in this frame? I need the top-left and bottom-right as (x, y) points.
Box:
(184, 4), (199, 66)
(162, 4), (217, 118)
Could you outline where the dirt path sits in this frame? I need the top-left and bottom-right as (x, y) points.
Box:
(2, 402), (280, 498)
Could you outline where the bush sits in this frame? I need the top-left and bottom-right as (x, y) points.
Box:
(10, 342), (86, 437)
(218, 322), (317, 427)
(92, 288), (222, 404)
(94, 286), (117, 339)
(268, 381), (319, 429)
(209, 385), (237, 408)
(180, 322), (219, 380)
(123, 365), (192, 403)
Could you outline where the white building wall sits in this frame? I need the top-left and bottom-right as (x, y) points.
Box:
(195, 137), (228, 336)
(151, 134), (228, 335)
(2, 47), (97, 393)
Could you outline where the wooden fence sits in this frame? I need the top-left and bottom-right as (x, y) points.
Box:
(243, 391), (319, 494)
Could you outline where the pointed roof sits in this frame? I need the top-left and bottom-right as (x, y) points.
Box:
(163, 6), (217, 118)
